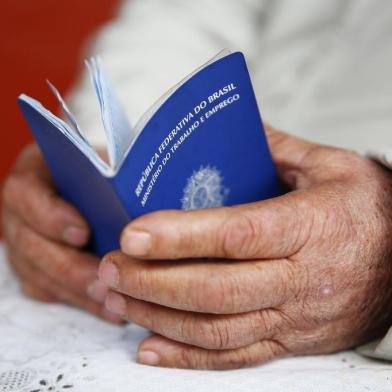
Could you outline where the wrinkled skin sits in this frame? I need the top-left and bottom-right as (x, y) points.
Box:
(1, 144), (122, 324)
(3, 128), (392, 370)
(97, 127), (392, 369)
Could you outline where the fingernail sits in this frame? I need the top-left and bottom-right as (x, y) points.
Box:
(138, 351), (160, 366)
(101, 307), (126, 325)
(121, 229), (151, 256)
(105, 292), (126, 316)
(63, 225), (87, 246)
(87, 280), (108, 303)
(99, 262), (119, 287)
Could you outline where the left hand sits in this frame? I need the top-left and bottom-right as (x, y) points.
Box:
(1, 143), (121, 324)
(98, 127), (392, 369)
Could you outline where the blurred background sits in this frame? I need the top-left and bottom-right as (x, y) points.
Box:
(1, 1), (391, 198)
(0, 0), (119, 184)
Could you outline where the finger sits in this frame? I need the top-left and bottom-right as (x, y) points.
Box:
(44, 278), (123, 324)
(8, 248), (122, 324)
(3, 174), (89, 246)
(105, 291), (284, 349)
(16, 276), (57, 303)
(11, 143), (49, 175)
(5, 212), (118, 322)
(5, 212), (99, 297)
(7, 248), (55, 303)
(99, 252), (294, 313)
(120, 190), (314, 260)
(53, 281), (123, 324)
(3, 146), (89, 246)
(86, 279), (110, 304)
(137, 334), (288, 369)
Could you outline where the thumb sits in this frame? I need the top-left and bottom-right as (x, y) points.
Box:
(265, 124), (358, 190)
(265, 124), (323, 188)
(120, 189), (315, 260)
(265, 124), (317, 168)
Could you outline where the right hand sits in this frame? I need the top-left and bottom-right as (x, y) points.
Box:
(2, 143), (122, 324)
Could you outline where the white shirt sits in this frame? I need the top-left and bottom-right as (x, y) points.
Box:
(68, 0), (392, 359)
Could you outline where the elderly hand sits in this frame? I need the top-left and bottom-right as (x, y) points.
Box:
(2, 144), (121, 323)
(99, 127), (392, 369)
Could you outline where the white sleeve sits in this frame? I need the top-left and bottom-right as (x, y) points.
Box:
(368, 149), (392, 171)
(356, 149), (392, 360)
(357, 328), (392, 361)
(67, 0), (268, 146)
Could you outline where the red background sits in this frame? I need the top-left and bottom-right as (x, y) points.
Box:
(0, 0), (119, 183)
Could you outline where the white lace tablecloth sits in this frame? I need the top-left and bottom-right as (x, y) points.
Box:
(1, 245), (391, 392)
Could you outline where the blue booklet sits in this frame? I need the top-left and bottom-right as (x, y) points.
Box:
(18, 51), (281, 256)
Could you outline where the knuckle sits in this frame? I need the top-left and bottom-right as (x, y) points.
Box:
(20, 282), (54, 303)
(209, 320), (231, 349)
(209, 349), (251, 370)
(13, 224), (40, 260)
(274, 308), (297, 331)
(56, 258), (72, 279)
(178, 346), (201, 369)
(212, 340), (287, 369)
(54, 254), (79, 283)
(221, 211), (260, 258)
(58, 254), (94, 290)
(179, 314), (239, 350)
(291, 263), (312, 303)
(133, 263), (155, 299)
(15, 143), (40, 167)
(177, 314), (216, 348)
(270, 258), (304, 307)
(2, 174), (24, 207)
(228, 351), (253, 369)
(200, 270), (240, 313)
(321, 147), (365, 178)
(264, 339), (288, 360)
(178, 313), (201, 344)
(200, 318), (231, 349)
(3, 171), (50, 212)
(255, 309), (276, 337)
(11, 221), (24, 248)
(2, 214), (18, 246)
(336, 149), (364, 172)
(253, 308), (295, 341)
